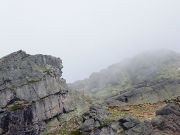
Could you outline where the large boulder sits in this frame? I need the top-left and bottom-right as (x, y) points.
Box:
(151, 103), (180, 135)
(80, 106), (109, 132)
(0, 50), (74, 135)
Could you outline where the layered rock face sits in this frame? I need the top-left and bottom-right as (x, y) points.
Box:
(0, 50), (72, 135)
(105, 78), (180, 106)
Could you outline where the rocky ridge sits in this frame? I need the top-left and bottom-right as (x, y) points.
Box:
(105, 78), (180, 106)
(70, 50), (180, 105)
(0, 50), (73, 135)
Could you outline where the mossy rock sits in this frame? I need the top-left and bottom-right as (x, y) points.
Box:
(97, 122), (109, 129)
(6, 84), (15, 90)
(7, 104), (25, 111)
(26, 78), (40, 83)
(43, 69), (52, 75)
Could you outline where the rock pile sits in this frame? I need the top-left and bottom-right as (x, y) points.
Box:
(89, 103), (180, 135)
(89, 116), (153, 135)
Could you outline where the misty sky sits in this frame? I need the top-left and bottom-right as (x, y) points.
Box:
(0, 0), (180, 82)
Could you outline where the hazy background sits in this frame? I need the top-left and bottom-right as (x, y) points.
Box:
(0, 0), (180, 82)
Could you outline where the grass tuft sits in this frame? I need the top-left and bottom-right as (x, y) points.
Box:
(8, 104), (25, 111)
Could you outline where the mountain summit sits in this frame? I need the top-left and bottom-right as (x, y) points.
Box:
(70, 49), (180, 105)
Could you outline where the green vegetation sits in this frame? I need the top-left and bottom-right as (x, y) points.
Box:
(43, 65), (53, 76)
(27, 78), (40, 83)
(69, 130), (82, 135)
(45, 130), (84, 135)
(31, 101), (36, 105)
(43, 69), (52, 75)
(15, 61), (21, 68)
(7, 104), (25, 111)
(97, 122), (109, 129)
(7, 101), (37, 111)
(6, 84), (15, 90)
(69, 50), (180, 101)
(32, 64), (45, 73)
(155, 62), (180, 80)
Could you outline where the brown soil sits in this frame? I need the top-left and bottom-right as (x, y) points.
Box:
(107, 102), (166, 121)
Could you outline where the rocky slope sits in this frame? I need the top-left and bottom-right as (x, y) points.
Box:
(69, 50), (180, 105)
(0, 50), (74, 135)
(105, 78), (180, 106)
(88, 102), (180, 135)
(47, 97), (180, 135)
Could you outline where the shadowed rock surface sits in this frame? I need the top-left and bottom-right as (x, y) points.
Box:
(80, 106), (109, 132)
(0, 50), (73, 135)
(105, 78), (180, 106)
(89, 116), (153, 135)
(89, 103), (180, 135)
(151, 103), (180, 135)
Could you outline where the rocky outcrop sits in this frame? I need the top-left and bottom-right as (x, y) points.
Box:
(105, 78), (180, 106)
(151, 103), (180, 135)
(89, 116), (153, 135)
(0, 50), (73, 135)
(80, 106), (109, 132)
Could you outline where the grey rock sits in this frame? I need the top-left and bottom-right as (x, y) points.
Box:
(90, 116), (153, 135)
(156, 103), (180, 116)
(80, 106), (109, 132)
(105, 78), (180, 106)
(151, 115), (164, 128)
(89, 121), (123, 135)
(151, 103), (180, 134)
(81, 119), (95, 132)
(0, 50), (73, 135)
(0, 107), (46, 135)
(119, 116), (153, 135)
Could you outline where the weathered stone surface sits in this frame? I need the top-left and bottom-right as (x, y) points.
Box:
(89, 121), (124, 135)
(57, 90), (90, 126)
(119, 116), (153, 135)
(80, 106), (109, 132)
(105, 78), (180, 106)
(89, 116), (153, 135)
(0, 50), (73, 135)
(0, 107), (46, 135)
(151, 103), (180, 135)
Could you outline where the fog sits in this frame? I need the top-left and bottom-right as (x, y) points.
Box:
(0, 0), (180, 82)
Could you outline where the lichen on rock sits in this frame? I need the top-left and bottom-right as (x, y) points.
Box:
(0, 50), (73, 135)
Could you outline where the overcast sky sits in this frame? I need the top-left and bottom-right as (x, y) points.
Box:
(0, 0), (180, 82)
